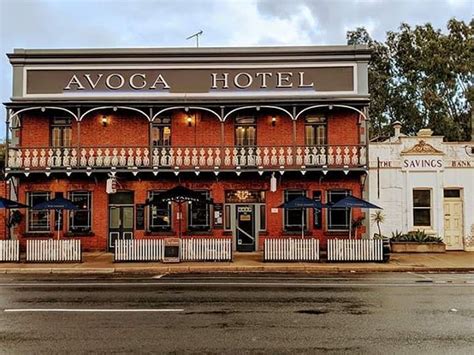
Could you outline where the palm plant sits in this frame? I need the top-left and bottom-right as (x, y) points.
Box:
(371, 211), (385, 238)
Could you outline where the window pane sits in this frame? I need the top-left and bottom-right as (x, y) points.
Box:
(259, 204), (266, 231)
(69, 191), (92, 232)
(414, 209), (431, 226)
(188, 191), (210, 231)
(444, 189), (460, 198)
(224, 205), (231, 230)
(148, 191), (171, 231)
(328, 190), (350, 230)
(28, 192), (50, 232)
(316, 125), (326, 145)
(284, 190), (306, 231)
(305, 126), (315, 145)
(413, 190), (430, 207)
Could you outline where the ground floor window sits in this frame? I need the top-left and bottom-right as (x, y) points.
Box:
(413, 189), (431, 227)
(148, 191), (172, 231)
(27, 192), (51, 232)
(327, 190), (350, 230)
(188, 191), (211, 231)
(68, 191), (92, 233)
(284, 190), (306, 231)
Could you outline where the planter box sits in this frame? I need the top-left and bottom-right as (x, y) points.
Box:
(390, 242), (446, 253)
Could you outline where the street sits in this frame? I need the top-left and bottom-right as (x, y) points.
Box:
(0, 273), (473, 354)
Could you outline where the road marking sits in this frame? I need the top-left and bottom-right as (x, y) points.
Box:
(4, 308), (184, 313)
(0, 282), (472, 287)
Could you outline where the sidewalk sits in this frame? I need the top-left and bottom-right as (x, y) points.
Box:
(0, 251), (473, 274)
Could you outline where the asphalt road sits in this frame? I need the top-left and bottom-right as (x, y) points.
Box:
(0, 272), (473, 354)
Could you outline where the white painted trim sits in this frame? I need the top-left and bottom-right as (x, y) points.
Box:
(152, 106), (222, 122)
(223, 105), (295, 121)
(9, 106), (79, 122)
(79, 106), (151, 121)
(295, 104), (368, 121)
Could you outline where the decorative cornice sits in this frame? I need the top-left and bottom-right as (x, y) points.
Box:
(401, 140), (444, 155)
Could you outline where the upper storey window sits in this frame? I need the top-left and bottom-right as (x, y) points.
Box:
(305, 115), (327, 146)
(235, 116), (256, 146)
(152, 117), (171, 146)
(51, 117), (72, 147)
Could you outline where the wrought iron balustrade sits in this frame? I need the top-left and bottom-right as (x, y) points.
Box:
(7, 145), (367, 172)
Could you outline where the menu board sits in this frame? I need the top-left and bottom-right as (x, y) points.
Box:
(213, 203), (223, 228)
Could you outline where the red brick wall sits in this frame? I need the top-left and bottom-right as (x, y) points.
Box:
(19, 108), (361, 149)
(80, 110), (148, 147)
(15, 173), (364, 251)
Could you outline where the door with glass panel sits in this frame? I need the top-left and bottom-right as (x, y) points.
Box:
(236, 205), (255, 252)
(108, 192), (134, 251)
(235, 116), (256, 167)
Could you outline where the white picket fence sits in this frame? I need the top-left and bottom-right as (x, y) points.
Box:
(327, 239), (383, 262)
(264, 238), (320, 262)
(115, 239), (165, 262)
(180, 238), (232, 261)
(0, 240), (20, 262)
(26, 239), (82, 262)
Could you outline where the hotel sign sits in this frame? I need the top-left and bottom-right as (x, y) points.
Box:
(24, 65), (355, 98)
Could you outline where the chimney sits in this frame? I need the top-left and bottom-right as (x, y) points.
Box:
(392, 121), (402, 140)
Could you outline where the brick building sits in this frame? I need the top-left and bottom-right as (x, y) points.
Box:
(4, 45), (370, 252)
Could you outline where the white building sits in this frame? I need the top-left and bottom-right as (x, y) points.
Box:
(367, 125), (474, 251)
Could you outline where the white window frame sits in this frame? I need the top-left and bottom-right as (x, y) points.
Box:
(68, 191), (92, 233)
(27, 191), (51, 233)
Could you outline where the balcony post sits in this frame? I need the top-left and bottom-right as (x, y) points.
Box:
(220, 106), (225, 151)
(149, 107), (153, 168)
(292, 106), (297, 168)
(5, 108), (10, 169)
(76, 107), (81, 153)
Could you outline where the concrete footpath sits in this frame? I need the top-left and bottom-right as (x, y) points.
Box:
(0, 251), (473, 274)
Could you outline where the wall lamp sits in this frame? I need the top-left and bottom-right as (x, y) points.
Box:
(101, 115), (109, 127)
(187, 114), (193, 127)
(271, 116), (276, 127)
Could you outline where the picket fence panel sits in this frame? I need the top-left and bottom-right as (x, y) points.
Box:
(26, 239), (82, 262)
(327, 239), (383, 262)
(114, 239), (165, 262)
(264, 238), (320, 262)
(0, 240), (20, 262)
(180, 238), (232, 261)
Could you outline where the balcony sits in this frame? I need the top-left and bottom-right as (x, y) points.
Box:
(6, 145), (367, 173)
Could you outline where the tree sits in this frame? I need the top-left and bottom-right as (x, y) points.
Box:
(347, 18), (473, 141)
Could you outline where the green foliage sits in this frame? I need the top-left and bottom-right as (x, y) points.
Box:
(370, 211), (385, 237)
(390, 230), (443, 243)
(347, 18), (473, 141)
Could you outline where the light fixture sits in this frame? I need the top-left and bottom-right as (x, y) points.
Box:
(187, 114), (193, 127)
(271, 116), (276, 127)
(101, 115), (108, 127)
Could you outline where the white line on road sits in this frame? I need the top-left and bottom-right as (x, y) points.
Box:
(4, 308), (184, 313)
(0, 282), (472, 287)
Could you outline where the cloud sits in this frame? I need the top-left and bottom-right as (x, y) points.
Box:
(0, 0), (472, 138)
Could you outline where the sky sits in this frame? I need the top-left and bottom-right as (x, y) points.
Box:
(0, 0), (472, 138)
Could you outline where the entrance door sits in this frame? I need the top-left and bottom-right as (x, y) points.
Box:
(236, 205), (255, 252)
(443, 190), (464, 250)
(108, 206), (134, 251)
(108, 191), (134, 251)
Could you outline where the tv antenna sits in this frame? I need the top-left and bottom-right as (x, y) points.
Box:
(186, 30), (203, 48)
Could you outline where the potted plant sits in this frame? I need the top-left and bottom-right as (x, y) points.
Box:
(390, 230), (446, 253)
